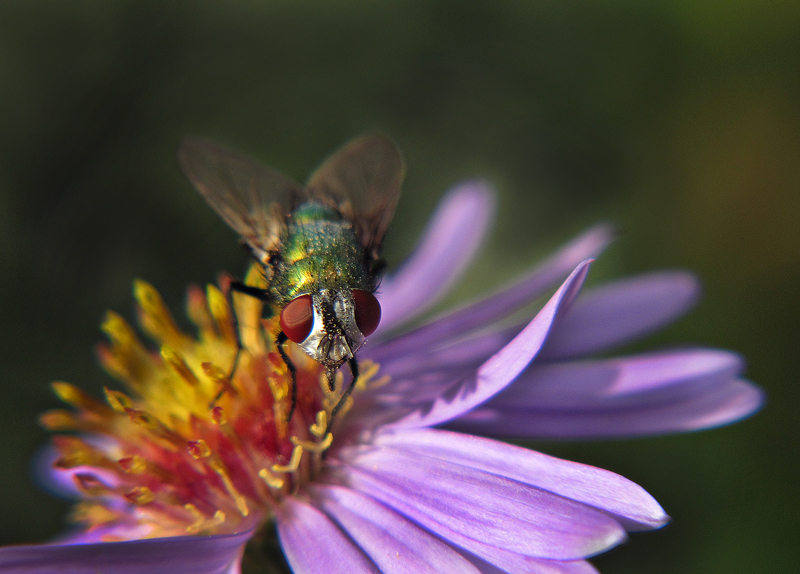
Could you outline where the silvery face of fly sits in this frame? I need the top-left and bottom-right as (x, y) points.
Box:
(177, 133), (404, 422)
(299, 289), (365, 368)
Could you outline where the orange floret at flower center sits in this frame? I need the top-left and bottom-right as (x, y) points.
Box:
(39, 267), (376, 540)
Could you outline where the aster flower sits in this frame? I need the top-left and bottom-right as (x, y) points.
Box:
(3, 183), (761, 574)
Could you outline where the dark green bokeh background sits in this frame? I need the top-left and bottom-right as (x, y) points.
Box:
(1, 2), (797, 573)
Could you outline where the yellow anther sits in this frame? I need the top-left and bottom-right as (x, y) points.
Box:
(124, 486), (155, 505)
(184, 504), (206, 534)
(161, 346), (199, 386)
(186, 506), (227, 535)
(104, 388), (132, 412)
(211, 510), (225, 527)
(258, 468), (286, 489)
(71, 501), (118, 527)
(267, 370), (289, 401)
(187, 439), (212, 459)
(272, 444), (304, 473)
(357, 361), (380, 388)
(100, 311), (137, 347)
(54, 437), (105, 468)
(310, 410), (328, 437)
(211, 406), (227, 425)
(202, 362), (228, 382)
(118, 455), (147, 474)
(207, 285), (235, 342)
(134, 279), (183, 347)
(209, 460), (249, 517)
(51, 381), (108, 411)
(38, 409), (80, 431)
(184, 503), (203, 521)
(291, 433), (333, 453)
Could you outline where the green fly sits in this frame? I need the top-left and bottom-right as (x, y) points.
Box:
(177, 134), (404, 427)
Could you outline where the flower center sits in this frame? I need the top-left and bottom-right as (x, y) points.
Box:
(40, 272), (378, 540)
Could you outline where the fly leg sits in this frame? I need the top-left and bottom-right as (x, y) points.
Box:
(213, 280), (270, 405)
(326, 357), (359, 435)
(276, 331), (298, 422)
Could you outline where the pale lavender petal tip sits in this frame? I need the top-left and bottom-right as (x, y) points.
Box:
(372, 428), (669, 532)
(541, 271), (702, 359)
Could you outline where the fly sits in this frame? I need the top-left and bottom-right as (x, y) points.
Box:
(177, 134), (404, 430)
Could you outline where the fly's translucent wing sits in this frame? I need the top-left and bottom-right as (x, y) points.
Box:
(305, 133), (404, 257)
(178, 138), (304, 264)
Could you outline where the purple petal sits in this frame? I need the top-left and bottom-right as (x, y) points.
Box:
(458, 551), (600, 574)
(0, 532), (251, 574)
(309, 484), (483, 574)
(540, 272), (702, 360)
(457, 379), (763, 439)
(367, 224), (614, 363)
(275, 498), (379, 574)
(337, 443), (626, 561)
(450, 349), (764, 438)
(387, 260), (592, 429)
(377, 182), (495, 333)
(372, 428), (668, 531)
(494, 349), (745, 407)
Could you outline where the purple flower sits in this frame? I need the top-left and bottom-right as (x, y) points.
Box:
(4, 182), (762, 574)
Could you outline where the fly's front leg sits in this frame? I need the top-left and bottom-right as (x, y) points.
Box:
(326, 357), (359, 435)
(214, 280), (270, 405)
(276, 331), (298, 422)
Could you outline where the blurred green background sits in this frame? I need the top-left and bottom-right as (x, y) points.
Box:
(1, 1), (797, 572)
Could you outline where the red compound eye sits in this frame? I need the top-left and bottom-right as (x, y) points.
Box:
(280, 295), (314, 343)
(352, 289), (381, 336)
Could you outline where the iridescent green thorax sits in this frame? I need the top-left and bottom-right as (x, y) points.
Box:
(269, 201), (373, 305)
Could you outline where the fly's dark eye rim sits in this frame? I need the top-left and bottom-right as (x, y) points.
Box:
(280, 295), (314, 343)
(352, 289), (381, 336)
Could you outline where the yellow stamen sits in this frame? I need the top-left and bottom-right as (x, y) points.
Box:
(209, 460), (249, 517)
(258, 468), (286, 489)
(184, 505), (226, 535)
(272, 444), (304, 473)
(291, 433), (333, 453)
(310, 410), (328, 438)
